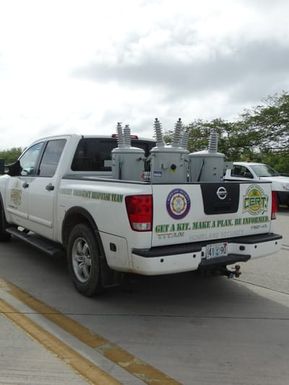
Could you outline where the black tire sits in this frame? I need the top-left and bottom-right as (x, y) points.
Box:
(0, 204), (11, 242)
(67, 223), (103, 296)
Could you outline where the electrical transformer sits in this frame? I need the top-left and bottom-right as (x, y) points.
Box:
(149, 118), (189, 183)
(111, 123), (145, 181)
(188, 129), (225, 182)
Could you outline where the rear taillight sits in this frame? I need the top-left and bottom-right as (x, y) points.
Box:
(271, 191), (278, 220)
(125, 195), (153, 231)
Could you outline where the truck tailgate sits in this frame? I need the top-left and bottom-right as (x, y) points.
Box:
(152, 182), (272, 247)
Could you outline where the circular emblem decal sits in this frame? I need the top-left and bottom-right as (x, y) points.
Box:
(216, 186), (227, 200)
(243, 185), (268, 215)
(166, 189), (191, 219)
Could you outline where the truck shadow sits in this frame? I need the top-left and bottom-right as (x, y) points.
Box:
(2, 237), (289, 321)
(96, 271), (289, 322)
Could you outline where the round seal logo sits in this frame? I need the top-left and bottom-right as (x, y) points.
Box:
(243, 185), (268, 215)
(216, 186), (227, 200)
(166, 189), (191, 219)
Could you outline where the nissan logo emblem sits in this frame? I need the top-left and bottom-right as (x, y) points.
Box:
(216, 186), (227, 200)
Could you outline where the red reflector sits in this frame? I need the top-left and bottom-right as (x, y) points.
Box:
(271, 191), (278, 220)
(125, 195), (153, 231)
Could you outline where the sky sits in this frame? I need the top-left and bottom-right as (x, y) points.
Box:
(1, 0), (289, 150)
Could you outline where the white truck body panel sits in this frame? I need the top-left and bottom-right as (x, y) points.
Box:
(54, 177), (277, 275)
(151, 183), (271, 247)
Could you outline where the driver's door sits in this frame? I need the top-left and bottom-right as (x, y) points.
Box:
(6, 142), (44, 229)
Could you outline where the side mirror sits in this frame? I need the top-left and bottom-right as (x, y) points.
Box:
(0, 159), (4, 175)
(7, 160), (22, 177)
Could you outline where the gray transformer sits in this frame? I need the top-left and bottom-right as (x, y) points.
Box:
(150, 146), (189, 183)
(188, 129), (225, 182)
(112, 124), (145, 181)
(188, 150), (225, 182)
(149, 118), (189, 184)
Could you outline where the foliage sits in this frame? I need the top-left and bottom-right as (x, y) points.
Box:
(0, 147), (22, 164)
(164, 91), (289, 174)
(259, 150), (289, 175)
(241, 92), (289, 152)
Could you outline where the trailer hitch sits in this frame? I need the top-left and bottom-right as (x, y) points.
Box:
(222, 264), (241, 278)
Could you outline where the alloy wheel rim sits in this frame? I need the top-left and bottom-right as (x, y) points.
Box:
(72, 237), (92, 283)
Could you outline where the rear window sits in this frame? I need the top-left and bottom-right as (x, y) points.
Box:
(71, 138), (155, 172)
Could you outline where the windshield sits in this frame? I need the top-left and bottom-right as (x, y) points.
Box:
(251, 164), (280, 177)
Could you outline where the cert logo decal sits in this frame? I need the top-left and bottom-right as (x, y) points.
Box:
(243, 185), (268, 215)
(166, 189), (191, 219)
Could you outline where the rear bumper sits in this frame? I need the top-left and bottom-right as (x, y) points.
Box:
(131, 233), (282, 275)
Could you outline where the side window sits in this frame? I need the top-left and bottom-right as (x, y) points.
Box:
(19, 142), (44, 176)
(242, 167), (253, 179)
(38, 139), (66, 177)
(231, 165), (242, 177)
(232, 165), (253, 178)
(71, 139), (115, 172)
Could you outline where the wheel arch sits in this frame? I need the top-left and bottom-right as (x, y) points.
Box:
(62, 206), (101, 249)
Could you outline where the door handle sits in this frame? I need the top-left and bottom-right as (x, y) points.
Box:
(45, 183), (55, 191)
(22, 182), (29, 189)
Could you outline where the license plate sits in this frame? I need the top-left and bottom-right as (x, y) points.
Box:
(206, 242), (228, 259)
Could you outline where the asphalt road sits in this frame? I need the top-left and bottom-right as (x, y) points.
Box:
(0, 210), (289, 385)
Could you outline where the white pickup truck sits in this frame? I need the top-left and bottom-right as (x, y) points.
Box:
(224, 162), (289, 207)
(0, 123), (282, 296)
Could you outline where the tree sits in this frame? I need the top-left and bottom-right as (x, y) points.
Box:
(163, 91), (289, 173)
(0, 148), (22, 164)
(164, 118), (262, 160)
(242, 92), (289, 151)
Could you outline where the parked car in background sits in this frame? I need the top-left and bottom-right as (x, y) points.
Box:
(224, 162), (289, 207)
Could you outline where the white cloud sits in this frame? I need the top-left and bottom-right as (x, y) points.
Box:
(0, 0), (289, 149)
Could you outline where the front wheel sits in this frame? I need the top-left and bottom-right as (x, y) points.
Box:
(67, 223), (103, 296)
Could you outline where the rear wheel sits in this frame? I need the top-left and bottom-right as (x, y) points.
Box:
(67, 223), (103, 296)
(0, 205), (11, 242)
